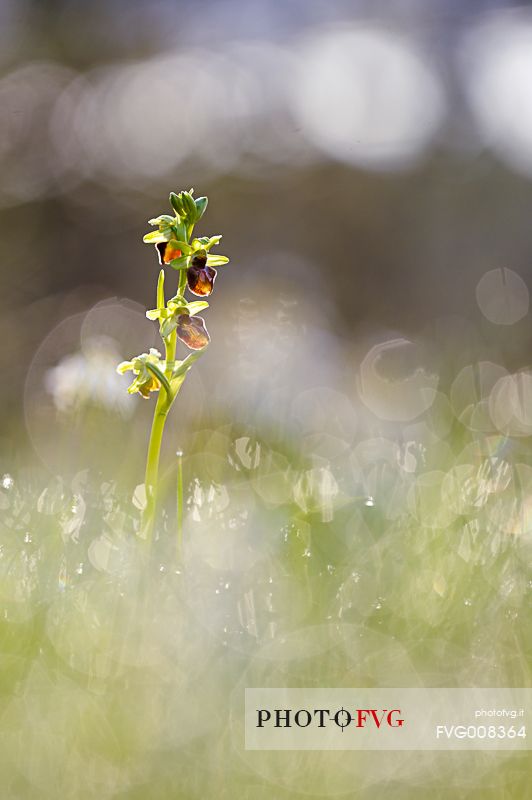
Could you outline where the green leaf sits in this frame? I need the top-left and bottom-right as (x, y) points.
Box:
(206, 254), (229, 267)
(171, 351), (203, 379)
(157, 269), (165, 311)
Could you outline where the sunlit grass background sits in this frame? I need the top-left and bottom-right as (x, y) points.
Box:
(1, 0), (532, 797)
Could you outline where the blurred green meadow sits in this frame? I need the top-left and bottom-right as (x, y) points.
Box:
(1, 318), (531, 797)
(2, 0), (532, 797)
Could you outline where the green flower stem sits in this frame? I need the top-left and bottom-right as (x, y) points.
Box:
(141, 232), (190, 540)
(177, 261), (188, 298)
(142, 371), (174, 538)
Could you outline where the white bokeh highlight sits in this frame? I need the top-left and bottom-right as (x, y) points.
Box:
(475, 268), (529, 325)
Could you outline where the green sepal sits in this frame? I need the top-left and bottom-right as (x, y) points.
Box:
(191, 235), (221, 252)
(117, 360), (134, 374)
(168, 255), (189, 271)
(127, 376), (143, 395)
(186, 300), (209, 316)
(169, 240), (193, 255)
(146, 305), (174, 321)
(206, 254), (229, 266)
(167, 294), (188, 308)
(148, 215), (175, 227)
(143, 230), (171, 244)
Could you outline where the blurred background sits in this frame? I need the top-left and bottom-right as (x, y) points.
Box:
(1, 3), (532, 798)
(3, 0), (532, 477)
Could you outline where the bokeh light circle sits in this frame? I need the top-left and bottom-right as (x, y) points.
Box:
(293, 26), (445, 169)
(475, 268), (529, 325)
(461, 12), (532, 176)
(358, 338), (439, 421)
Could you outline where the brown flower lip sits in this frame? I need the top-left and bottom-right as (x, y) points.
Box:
(175, 314), (210, 350)
(156, 242), (182, 265)
(187, 256), (217, 296)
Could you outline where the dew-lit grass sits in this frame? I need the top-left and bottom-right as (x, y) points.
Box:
(1, 394), (531, 797)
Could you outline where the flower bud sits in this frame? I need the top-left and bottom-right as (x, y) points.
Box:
(170, 192), (185, 216)
(194, 196), (208, 221)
